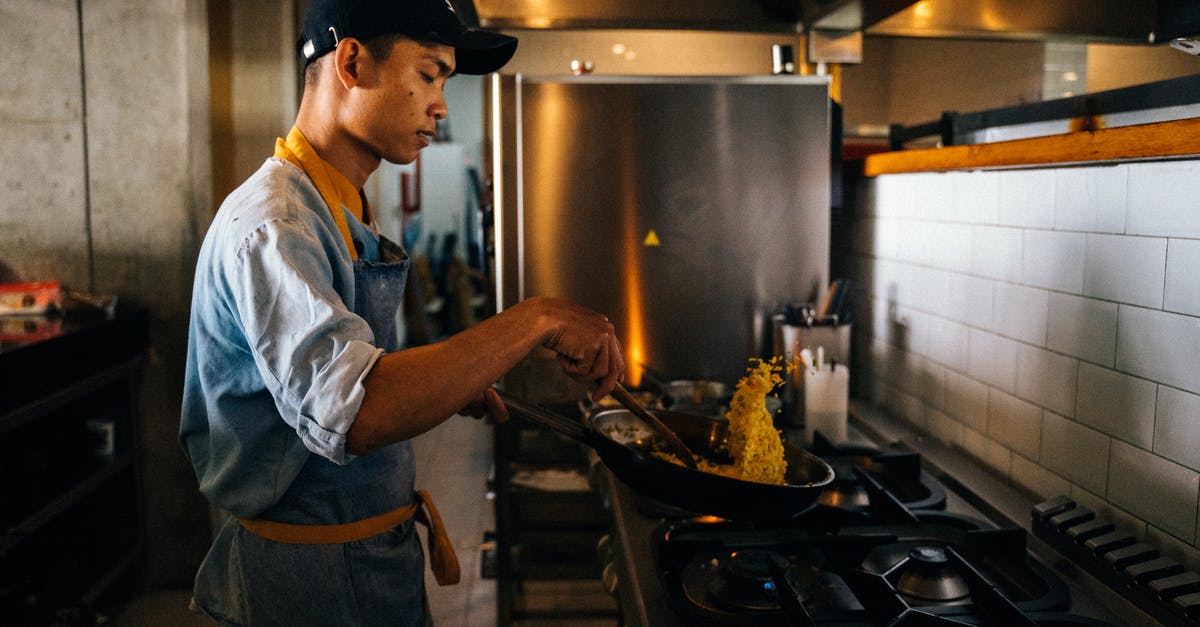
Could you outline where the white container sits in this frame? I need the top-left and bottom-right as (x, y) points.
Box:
(803, 364), (849, 445)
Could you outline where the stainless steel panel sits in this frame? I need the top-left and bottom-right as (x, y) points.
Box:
(494, 75), (830, 385)
(468, 0), (802, 32)
(868, 0), (1160, 43)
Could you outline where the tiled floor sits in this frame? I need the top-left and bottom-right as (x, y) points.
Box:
(110, 414), (614, 626)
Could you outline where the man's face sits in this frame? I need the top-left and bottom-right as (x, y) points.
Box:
(347, 37), (454, 165)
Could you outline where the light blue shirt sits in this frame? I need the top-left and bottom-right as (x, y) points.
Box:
(180, 157), (384, 519)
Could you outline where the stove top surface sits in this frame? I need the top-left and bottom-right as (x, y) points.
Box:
(655, 511), (1096, 626)
(595, 406), (1155, 627)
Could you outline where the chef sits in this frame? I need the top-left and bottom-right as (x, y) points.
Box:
(179, 0), (624, 624)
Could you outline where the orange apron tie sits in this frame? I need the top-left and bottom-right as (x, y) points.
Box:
(238, 490), (461, 586)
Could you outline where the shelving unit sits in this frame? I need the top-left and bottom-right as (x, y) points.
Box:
(0, 310), (148, 625)
(491, 401), (619, 626)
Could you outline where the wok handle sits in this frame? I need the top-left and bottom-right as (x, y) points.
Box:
(496, 389), (592, 444)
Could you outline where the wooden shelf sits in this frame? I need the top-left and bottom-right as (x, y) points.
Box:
(863, 117), (1200, 176)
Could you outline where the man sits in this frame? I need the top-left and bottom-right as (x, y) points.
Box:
(180, 1), (624, 624)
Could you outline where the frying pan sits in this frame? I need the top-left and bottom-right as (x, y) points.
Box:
(499, 391), (835, 521)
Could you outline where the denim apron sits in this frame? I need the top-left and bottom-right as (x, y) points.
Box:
(196, 229), (437, 627)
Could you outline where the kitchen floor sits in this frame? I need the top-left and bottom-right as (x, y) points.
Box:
(110, 414), (614, 626)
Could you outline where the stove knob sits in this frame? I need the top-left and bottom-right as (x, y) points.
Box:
(597, 533), (614, 564)
(602, 562), (620, 597)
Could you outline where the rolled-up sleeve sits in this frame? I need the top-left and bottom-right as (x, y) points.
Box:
(231, 215), (380, 464)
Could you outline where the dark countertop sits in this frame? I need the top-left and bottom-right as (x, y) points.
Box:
(0, 309), (148, 417)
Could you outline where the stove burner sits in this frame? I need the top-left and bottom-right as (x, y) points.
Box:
(818, 474), (871, 508)
(707, 549), (791, 611)
(894, 546), (972, 605)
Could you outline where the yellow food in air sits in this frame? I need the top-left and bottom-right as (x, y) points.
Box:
(655, 357), (788, 485)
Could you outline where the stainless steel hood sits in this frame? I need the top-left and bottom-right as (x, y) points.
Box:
(864, 0), (1200, 44)
(459, 0), (809, 32)
(459, 0), (1200, 43)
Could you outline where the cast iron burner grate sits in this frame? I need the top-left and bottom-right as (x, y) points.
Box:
(653, 487), (1114, 626)
(808, 431), (946, 513)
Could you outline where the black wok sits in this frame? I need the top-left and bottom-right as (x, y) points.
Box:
(500, 392), (835, 521)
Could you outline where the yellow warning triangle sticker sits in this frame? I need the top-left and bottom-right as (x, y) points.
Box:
(643, 229), (661, 247)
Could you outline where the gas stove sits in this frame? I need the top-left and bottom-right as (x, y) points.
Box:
(593, 402), (1157, 627)
(655, 510), (1099, 626)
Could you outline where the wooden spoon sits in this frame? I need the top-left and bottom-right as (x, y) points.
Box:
(609, 382), (699, 470)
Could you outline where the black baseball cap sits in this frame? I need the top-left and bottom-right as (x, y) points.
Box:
(298, 0), (518, 75)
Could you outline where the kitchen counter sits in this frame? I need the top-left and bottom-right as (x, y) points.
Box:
(863, 116), (1200, 176)
(594, 401), (1162, 626)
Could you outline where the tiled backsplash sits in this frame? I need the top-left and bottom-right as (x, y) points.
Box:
(836, 159), (1200, 570)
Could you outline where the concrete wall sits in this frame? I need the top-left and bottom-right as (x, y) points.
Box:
(837, 160), (1200, 572)
(0, 0), (214, 587)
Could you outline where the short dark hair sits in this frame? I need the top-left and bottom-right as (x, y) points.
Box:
(303, 32), (407, 90)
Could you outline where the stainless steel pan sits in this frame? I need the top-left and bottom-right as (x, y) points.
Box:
(500, 391), (835, 521)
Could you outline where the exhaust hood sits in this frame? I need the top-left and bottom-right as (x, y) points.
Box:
(459, 0), (1200, 43)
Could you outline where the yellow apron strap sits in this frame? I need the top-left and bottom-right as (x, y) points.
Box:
(238, 489), (461, 586)
(273, 127), (362, 260)
(413, 490), (461, 586)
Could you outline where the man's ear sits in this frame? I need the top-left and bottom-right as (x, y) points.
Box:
(332, 38), (363, 89)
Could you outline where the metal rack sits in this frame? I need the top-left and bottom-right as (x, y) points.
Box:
(491, 401), (619, 626)
(0, 310), (148, 625)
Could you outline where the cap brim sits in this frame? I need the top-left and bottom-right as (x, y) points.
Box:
(430, 26), (517, 75)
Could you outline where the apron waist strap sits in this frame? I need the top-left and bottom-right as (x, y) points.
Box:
(238, 489), (461, 586)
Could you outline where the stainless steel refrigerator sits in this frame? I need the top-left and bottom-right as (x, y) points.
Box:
(489, 74), (831, 387)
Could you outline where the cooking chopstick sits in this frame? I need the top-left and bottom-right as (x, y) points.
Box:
(496, 390), (591, 440)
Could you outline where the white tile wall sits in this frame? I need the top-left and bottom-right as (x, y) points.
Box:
(943, 368), (988, 433)
(926, 407), (965, 446)
(1165, 238), (1200, 317)
(926, 222), (974, 272)
(1015, 344), (1077, 417)
(1011, 451), (1070, 501)
(986, 388), (1042, 459)
(910, 171), (955, 222)
(1107, 439), (1200, 542)
(925, 315), (970, 372)
(1075, 362), (1156, 448)
(998, 169), (1056, 228)
(951, 170), (1000, 225)
(1021, 230), (1085, 293)
(968, 330), (1020, 392)
(1045, 292), (1118, 366)
(947, 274), (993, 329)
(1116, 305), (1200, 396)
(1040, 410), (1109, 495)
(971, 226), (1022, 281)
(992, 282), (1048, 345)
(1127, 161), (1200, 238)
(1054, 165), (1127, 233)
(908, 266), (950, 317)
(1082, 233), (1166, 308)
(1154, 386), (1200, 472)
(844, 157), (1200, 553)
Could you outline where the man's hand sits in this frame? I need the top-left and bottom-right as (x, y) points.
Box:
(459, 387), (509, 423)
(533, 298), (625, 400)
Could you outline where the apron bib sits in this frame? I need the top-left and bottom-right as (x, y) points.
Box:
(197, 131), (452, 626)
